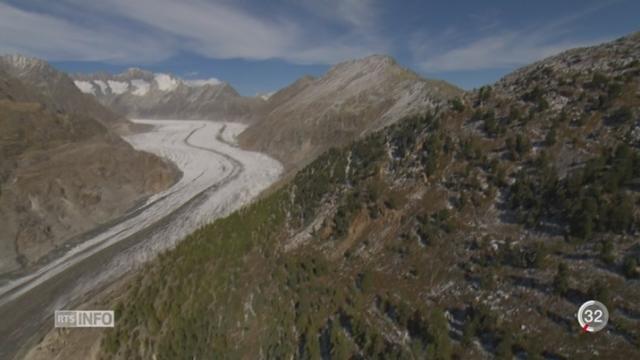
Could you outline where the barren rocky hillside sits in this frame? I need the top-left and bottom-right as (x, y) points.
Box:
(239, 55), (462, 169)
(0, 55), (129, 132)
(0, 63), (179, 275)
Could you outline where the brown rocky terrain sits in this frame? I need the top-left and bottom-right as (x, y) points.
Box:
(0, 60), (179, 275)
(239, 55), (462, 169)
(0, 55), (130, 132)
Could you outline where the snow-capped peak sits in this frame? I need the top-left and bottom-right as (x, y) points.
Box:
(154, 73), (179, 92)
(73, 80), (96, 95)
(131, 79), (150, 96)
(108, 80), (129, 94)
(0, 54), (47, 71)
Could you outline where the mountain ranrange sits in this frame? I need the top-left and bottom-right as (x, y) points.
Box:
(22, 31), (640, 360)
(0, 51), (461, 277)
(0, 55), (179, 275)
(72, 69), (263, 122)
(1, 30), (638, 360)
(75, 55), (462, 170)
(0, 55), (130, 131)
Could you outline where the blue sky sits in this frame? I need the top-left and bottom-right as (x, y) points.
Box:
(0, 0), (638, 95)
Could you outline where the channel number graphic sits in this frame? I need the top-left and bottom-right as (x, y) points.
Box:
(577, 300), (609, 333)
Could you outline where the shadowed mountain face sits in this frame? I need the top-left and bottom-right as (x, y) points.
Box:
(0, 60), (179, 275)
(72, 69), (264, 122)
(239, 55), (463, 169)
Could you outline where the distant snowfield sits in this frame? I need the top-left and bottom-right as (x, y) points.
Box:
(0, 120), (282, 307)
(73, 80), (95, 94)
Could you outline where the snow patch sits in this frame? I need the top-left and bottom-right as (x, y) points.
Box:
(73, 80), (95, 95)
(154, 73), (179, 91)
(257, 91), (275, 100)
(131, 79), (150, 96)
(107, 80), (129, 94)
(2, 54), (44, 71)
(94, 80), (108, 94)
(184, 78), (221, 87)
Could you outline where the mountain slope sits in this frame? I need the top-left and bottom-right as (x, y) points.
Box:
(0, 55), (128, 131)
(73, 69), (263, 121)
(64, 32), (640, 360)
(239, 55), (462, 169)
(0, 61), (178, 275)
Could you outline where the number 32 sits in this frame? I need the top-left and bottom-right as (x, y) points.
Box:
(584, 309), (603, 323)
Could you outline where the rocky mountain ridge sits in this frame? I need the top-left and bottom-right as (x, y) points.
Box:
(0, 55), (129, 131)
(239, 54), (462, 169)
(72, 69), (264, 122)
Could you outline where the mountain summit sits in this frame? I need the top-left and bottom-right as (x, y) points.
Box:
(0, 55), (128, 130)
(239, 54), (462, 169)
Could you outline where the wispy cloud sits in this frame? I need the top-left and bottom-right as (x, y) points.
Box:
(418, 32), (600, 72)
(91, 0), (296, 60)
(297, 0), (379, 31)
(2, 0), (629, 75)
(0, 2), (172, 62)
(412, 2), (617, 72)
(0, 0), (386, 65)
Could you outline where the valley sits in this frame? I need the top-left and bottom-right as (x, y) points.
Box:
(41, 33), (638, 359)
(0, 18), (637, 359)
(0, 120), (282, 359)
(1, 1), (638, 358)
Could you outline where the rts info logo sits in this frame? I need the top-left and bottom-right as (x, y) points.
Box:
(54, 310), (115, 328)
